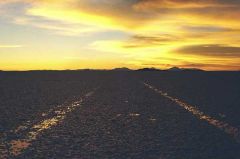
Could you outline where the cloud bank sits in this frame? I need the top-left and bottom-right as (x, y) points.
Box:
(0, 0), (239, 70)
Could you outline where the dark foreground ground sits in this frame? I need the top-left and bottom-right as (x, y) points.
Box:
(0, 71), (240, 159)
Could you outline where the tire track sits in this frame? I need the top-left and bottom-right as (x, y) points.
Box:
(143, 82), (240, 143)
(0, 88), (98, 158)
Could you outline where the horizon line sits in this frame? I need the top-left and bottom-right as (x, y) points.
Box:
(0, 68), (239, 72)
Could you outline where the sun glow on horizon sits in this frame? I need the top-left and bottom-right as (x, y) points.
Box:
(0, 0), (240, 71)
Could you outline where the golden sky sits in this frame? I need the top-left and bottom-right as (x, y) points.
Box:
(0, 0), (240, 70)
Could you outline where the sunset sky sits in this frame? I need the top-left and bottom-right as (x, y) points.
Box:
(0, 0), (240, 71)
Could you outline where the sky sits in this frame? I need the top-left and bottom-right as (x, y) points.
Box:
(0, 0), (240, 71)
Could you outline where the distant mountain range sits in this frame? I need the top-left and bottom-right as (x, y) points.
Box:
(111, 67), (132, 71)
(0, 67), (206, 72)
(136, 68), (161, 72)
(166, 67), (203, 72)
(135, 67), (204, 72)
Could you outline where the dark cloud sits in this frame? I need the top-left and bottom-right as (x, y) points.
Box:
(123, 34), (180, 48)
(176, 44), (240, 57)
(181, 26), (238, 33)
(135, 0), (240, 6)
(142, 62), (240, 70)
(134, 0), (222, 9)
(178, 63), (240, 70)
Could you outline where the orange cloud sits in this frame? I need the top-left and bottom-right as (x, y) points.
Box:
(134, 0), (233, 10)
(0, 0), (240, 70)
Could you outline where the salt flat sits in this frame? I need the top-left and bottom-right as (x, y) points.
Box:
(0, 71), (239, 159)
